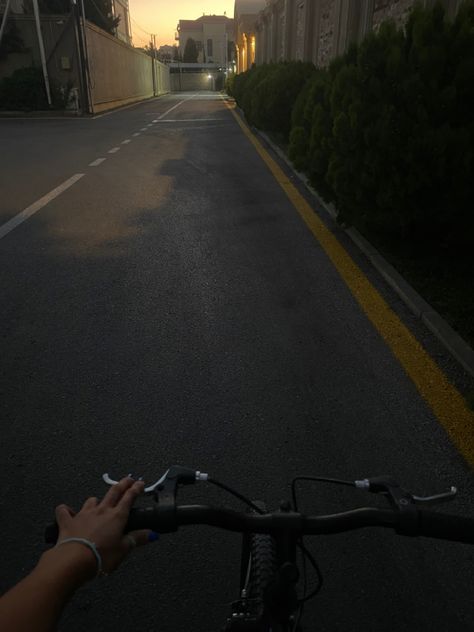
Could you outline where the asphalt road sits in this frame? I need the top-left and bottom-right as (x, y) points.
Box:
(1, 92), (474, 632)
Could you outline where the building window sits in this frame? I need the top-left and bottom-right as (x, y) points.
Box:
(207, 39), (213, 57)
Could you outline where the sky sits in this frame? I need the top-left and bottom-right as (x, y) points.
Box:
(128, 0), (236, 48)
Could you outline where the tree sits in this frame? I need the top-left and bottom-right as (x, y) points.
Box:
(23, 0), (119, 34)
(173, 45), (181, 61)
(183, 37), (198, 63)
(0, 19), (25, 61)
(83, 0), (120, 35)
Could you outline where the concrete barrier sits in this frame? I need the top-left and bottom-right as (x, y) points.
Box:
(86, 22), (169, 113)
(0, 16), (170, 114)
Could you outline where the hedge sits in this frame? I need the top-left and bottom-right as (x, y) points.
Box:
(230, 1), (474, 253)
(228, 61), (317, 141)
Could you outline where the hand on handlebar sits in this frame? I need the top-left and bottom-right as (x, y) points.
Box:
(55, 477), (157, 575)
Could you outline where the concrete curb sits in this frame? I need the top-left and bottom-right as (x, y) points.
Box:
(251, 126), (474, 379)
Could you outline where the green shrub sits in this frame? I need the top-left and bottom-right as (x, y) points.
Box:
(232, 62), (316, 141)
(289, 68), (331, 182)
(0, 66), (70, 110)
(0, 67), (50, 110)
(233, 1), (474, 253)
(308, 0), (474, 250)
(225, 72), (236, 96)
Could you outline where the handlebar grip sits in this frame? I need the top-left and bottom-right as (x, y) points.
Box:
(44, 508), (150, 545)
(418, 509), (474, 544)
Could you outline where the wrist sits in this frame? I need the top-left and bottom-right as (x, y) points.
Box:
(36, 543), (97, 590)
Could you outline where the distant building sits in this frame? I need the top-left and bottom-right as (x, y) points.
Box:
(177, 14), (234, 67)
(157, 44), (176, 62)
(234, 0), (266, 74)
(113, 0), (132, 45)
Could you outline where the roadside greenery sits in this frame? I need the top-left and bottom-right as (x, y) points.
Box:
(227, 1), (474, 347)
(0, 67), (70, 110)
(183, 38), (199, 63)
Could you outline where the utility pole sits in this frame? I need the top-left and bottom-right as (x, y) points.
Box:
(151, 34), (157, 96)
(225, 31), (228, 74)
(32, 0), (52, 106)
(0, 0), (12, 49)
(71, 0), (91, 114)
(79, 0), (93, 110)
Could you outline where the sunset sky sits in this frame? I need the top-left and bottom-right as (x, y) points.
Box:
(128, 0), (236, 48)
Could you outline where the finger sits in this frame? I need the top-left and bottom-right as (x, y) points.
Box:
(125, 529), (158, 548)
(101, 477), (135, 508)
(55, 504), (74, 529)
(116, 481), (145, 515)
(82, 497), (99, 510)
(63, 505), (77, 517)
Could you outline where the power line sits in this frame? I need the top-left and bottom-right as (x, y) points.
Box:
(130, 16), (153, 38)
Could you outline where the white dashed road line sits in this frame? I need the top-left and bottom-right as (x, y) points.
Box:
(0, 174), (85, 241)
(133, 133), (140, 137)
(156, 118), (222, 123)
(140, 128), (147, 131)
(157, 95), (196, 120)
(108, 147), (120, 154)
(121, 139), (131, 144)
(89, 158), (106, 166)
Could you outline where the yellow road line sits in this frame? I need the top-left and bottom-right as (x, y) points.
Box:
(225, 101), (474, 468)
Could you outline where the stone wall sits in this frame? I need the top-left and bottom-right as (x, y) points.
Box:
(372, 0), (417, 30)
(85, 22), (169, 113)
(253, 0), (462, 69)
(317, 0), (337, 67)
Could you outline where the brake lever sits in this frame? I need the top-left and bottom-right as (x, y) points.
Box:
(103, 468), (209, 495)
(102, 471), (169, 495)
(412, 487), (457, 506)
(354, 476), (458, 534)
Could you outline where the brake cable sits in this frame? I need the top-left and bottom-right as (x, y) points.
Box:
(207, 477), (265, 514)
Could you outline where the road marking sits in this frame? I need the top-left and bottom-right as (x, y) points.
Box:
(108, 147), (120, 154)
(147, 123), (153, 127)
(133, 132), (140, 137)
(155, 118), (222, 123)
(89, 158), (106, 166)
(140, 127), (148, 131)
(157, 95), (196, 121)
(0, 174), (84, 241)
(225, 101), (474, 468)
(121, 139), (131, 144)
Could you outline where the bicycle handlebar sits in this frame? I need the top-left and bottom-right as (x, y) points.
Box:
(44, 504), (474, 545)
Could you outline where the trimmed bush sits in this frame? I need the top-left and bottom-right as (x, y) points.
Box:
(232, 61), (316, 141)
(234, 1), (474, 253)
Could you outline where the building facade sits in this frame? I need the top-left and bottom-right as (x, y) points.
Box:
(177, 15), (234, 67)
(234, 0), (266, 73)
(251, 0), (463, 69)
(113, 0), (132, 45)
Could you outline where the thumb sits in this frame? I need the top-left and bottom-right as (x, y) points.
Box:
(124, 529), (159, 549)
(55, 504), (74, 529)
